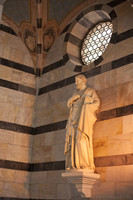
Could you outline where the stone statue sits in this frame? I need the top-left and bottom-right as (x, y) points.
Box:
(64, 75), (100, 172)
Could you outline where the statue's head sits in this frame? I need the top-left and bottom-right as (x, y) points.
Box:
(75, 74), (87, 90)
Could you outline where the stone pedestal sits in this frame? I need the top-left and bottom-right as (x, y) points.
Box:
(62, 169), (100, 200)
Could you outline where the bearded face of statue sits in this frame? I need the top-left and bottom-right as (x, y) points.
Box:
(75, 77), (86, 90)
(76, 78), (82, 90)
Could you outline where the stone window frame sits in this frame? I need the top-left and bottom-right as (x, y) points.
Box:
(63, 4), (117, 70)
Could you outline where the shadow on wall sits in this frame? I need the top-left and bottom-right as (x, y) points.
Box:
(65, 182), (91, 200)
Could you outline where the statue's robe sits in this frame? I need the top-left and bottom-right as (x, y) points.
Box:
(64, 87), (100, 171)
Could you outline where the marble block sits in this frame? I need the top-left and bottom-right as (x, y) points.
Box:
(62, 170), (100, 200)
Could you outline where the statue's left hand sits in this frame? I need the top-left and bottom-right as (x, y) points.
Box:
(85, 96), (94, 104)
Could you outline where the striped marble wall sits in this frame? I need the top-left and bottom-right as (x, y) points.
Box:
(32, 0), (133, 199)
(0, 20), (35, 199)
(0, 0), (132, 199)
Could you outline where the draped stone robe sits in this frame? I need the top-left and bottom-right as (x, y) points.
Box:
(64, 87), (100, 171)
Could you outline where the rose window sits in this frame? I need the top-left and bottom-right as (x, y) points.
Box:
(81, 21), (113, 65)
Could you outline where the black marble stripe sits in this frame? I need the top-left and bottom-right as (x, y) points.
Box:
(0, 121), (34, 135)
(82, 64), (101, 78)
(0, 24), (17, 36)
(37, 18), (42, 29)
(112, 54), (133, 69)
(79, 17), (94, 29)
(94, 56), (103, 66)
(75, 12), (84, 22)
(66, 34), (82, 47)
(64, 33), (70, 42)
(0, 153), (133, 172)
(110, 32), (118, 43)
(18, 84), (36, 95)
(64, 34), (81, 48)
(95, 10), (111, 21)
(36, 68), (41, 77)
(117, 29), (133, 42)
(74, 65), (83, 72)
(94, 4), (103, 10)
(31, 161), (65, 172)
(42, 59), (65, 74)
(95, 153), (133, 168)
(64, 28), (133, 50)
(37, 43), (42, 54)
(35, 104), (133, 135)
(0, 79), (17, 90)
(39, 75), (75, 95)
(35, 120), (67, 135)
(42, 54), (69, 74)
(116, 104), (133, 117)
(0, 79), (36, 95)
(31, 153), (133, 172)
(32, 153), (133, 172)
(98, 104), (133, 121)
(42, 28), (133, 74)
(98, 108), (116, 121)
(107, 0), (127, 7)
(39, 54), (133, 95)
(109, 10), (117, 20)
(0, 159), (30, 171)
(60, 23), (72, 35)
(0, 58), (35, 74)
(55, 0), (126, 36)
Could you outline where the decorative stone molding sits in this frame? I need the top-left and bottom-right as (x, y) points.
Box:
(64, 3), (117, 68)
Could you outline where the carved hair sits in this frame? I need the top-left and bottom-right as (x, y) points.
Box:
(75, 74), (87, 84)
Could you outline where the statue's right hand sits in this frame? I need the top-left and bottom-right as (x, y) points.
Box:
(67, 95), (80, 108)
(72, 95), (80, 101)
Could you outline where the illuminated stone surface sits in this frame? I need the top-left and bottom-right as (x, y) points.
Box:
(81, 21), (113, 65)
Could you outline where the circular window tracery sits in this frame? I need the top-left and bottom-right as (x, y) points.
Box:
(81, 21), (113, 65)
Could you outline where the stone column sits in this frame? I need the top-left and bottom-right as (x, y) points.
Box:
(62, 170), (100, 200)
